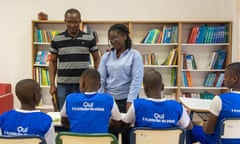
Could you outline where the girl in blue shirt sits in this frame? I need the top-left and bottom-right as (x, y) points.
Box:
(98, 23), (144, 113)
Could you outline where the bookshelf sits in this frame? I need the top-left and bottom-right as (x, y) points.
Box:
(179, 21), (232, 99)
(31, 20), (232, 109)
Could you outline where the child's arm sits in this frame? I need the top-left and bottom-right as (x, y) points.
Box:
(202, 96), (221, 134)
(203, 113), (218, 134)
(61, 116), (70, 128)
(60, 102), (70, 128)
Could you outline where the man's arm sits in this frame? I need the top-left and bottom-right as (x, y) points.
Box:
(48, 53), (57, 96)
(91, 50), (100, 69)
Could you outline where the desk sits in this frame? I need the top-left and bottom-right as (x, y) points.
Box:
(180, 97), (213, 121)
(179, 97), (212, 113)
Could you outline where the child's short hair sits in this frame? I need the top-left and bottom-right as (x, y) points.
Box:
(143, 69), (163, 90)
(15, 79), (40, 104)
(226, 62), (240, 76)
(80, 69), (100, 91)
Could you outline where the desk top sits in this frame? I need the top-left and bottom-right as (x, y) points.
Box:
(47, 112), (126, 126)
(179, 97), (212, 112)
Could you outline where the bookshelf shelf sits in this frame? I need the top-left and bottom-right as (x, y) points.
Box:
(31, 20), (232, 106)
(181, 69), (225, 72)
(180, 86), (228, 90)
(144, 65), (178, 68)
(181, 43), (230, 46)
(33, 64), (48, 67)
(33, 42), (51, 45)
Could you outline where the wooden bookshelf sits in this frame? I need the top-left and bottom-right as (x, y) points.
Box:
(31, 20), (232, 108)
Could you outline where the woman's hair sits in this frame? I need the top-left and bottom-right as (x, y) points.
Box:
(108, 23), (132, 49)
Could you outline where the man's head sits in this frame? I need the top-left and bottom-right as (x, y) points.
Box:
(64, 8), (81, 37)
(80, 69), (101, 92)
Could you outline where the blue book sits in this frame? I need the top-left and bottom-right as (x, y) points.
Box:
(145, 29), (156, 43)
(196, 26), (207, 43)
(203, 73), (211, 86)
(216, 73), (225, 87)
(182, 71), (188, 87)
(214, 49), (227, 69)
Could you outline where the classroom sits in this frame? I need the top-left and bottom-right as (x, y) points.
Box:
(0, 0), (240, 144)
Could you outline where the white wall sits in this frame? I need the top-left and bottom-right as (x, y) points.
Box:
(0, 0), (237, 108)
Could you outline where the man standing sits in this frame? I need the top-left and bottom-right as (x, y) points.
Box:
(49, 8), (100, 110)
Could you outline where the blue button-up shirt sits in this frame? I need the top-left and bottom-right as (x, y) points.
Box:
(98, 48), (144, 102)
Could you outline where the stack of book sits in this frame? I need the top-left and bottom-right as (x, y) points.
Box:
(187, 24), (228, 43)
(203, 72), (225, 87)
(207, 49), (227, 69)
(141, 25), (178, 44)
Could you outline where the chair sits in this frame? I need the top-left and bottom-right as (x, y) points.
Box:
(219, 118), (240, 144)
(0, 135), (46, 144)
(130, 127), (185, 144)
(56, 131), (118, 144)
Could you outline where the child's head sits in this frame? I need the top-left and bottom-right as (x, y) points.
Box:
(224, 62), (240, 90)
(143, 69), (164, 98)
(15, 79), (41, 108)
(80, 69), (101, 92)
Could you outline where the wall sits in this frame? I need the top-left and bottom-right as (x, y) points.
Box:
(0, 0), (237, 108)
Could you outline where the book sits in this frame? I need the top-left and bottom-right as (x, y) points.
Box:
(35, 51), (42, 64)
(145, 29), (156, 43)
(186, 54), (193, 69)
(216, 73), (225, 87)
(140, 31), (150, 43)
(203, 73), (211, 86)
(171, 68), (177, 86)
(207, 51), (217, 69)
(212, 72), (221, 87)
(196, 25), (207, 43)
(185, 71), (193, 87)
(182, 53), (187, 69)
(214, 49), (227, 69)
(181, 71), (188, 87)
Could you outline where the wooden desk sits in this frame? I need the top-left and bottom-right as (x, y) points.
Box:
(179, 97), (212, 113)
(180, 97), (213, 122)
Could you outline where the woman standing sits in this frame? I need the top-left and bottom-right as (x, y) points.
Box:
(98, 23), (144, 113)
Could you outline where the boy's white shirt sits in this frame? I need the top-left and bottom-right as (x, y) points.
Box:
(60, 92), (121, 121)
(0, 109), (55, 144)
(209, 91), (240, 117)
(122, 98), (191, 128)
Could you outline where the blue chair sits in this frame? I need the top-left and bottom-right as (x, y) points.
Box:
(219, 118), (240, 144)
(56, 131), (118, 144)
(130, 127), (185, 144)
(0, 135), (46, 144)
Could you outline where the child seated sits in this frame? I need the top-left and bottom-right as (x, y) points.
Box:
(60, 68), (122, 133)
(191, 62), (240, 144)
(122, 69), (192, 129)
(0, 79), (55, 144)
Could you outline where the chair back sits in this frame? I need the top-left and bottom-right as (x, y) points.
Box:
(220, 118), (240, 144)
(0, 135), (46, 144)
(56, 131), (118, 144)
(130, 127), (185, 144)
